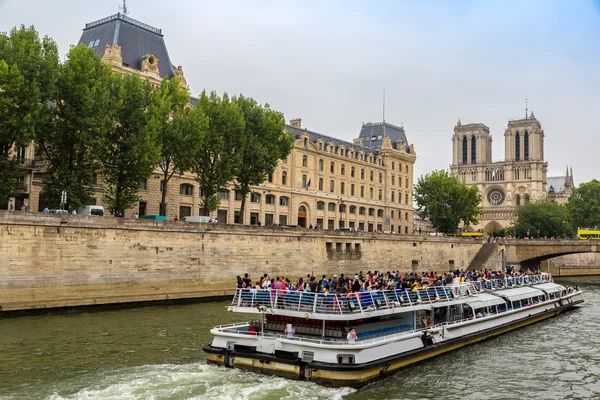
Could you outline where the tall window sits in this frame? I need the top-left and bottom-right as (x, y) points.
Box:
(378, 189), (382, 200)
(282, 171), (287, 185)
(515, 194), (521, 206)
(471, 135), (476, 164)
(351, 184), (355, 196)
(280, 196), (289, 206)
(330, 180), (334, 192)
(180, 184), (194, 195)
(341, 164), (345, 175)
(370, 171), (374, 181)
(360, 186), (365, 197)
(361, 169), (365, 179)
(515, 132), (520, 161)
(462, 136), (468, 164)
(392, 176), (395, 185)
(317, 201), (324, 210)
(369, 188), (373, 199)
(351, 167), (355, 177)
(318, 177), (323, 191)
(302, 155), (307, 167)
(391, 192), (395, 202)
(379, 173), (382, 183)
(330, 162), (335, 173)
(524, 131), (529, 160)
(302, 174), (307, 188)
(341, 182), (345, 194)
(319, 159), (323, 171)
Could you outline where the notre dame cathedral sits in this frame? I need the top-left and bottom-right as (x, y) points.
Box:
(450, 112), (551, 232)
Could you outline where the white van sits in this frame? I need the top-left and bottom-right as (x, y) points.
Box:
(77, 205), (105, 216)
(182, 216), (211, 223)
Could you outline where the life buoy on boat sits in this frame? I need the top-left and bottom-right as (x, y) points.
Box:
(247, 326), (257, 336)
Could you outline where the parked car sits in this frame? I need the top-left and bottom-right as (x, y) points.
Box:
(77, 206), (105, 216)
(48, 209), (69, 215)
(141, 215), (167, 221)
(182, 216), (211, 223)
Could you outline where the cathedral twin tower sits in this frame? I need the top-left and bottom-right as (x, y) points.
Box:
(450, 113), (548, 232)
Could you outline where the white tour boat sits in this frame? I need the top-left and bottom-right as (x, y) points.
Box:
(203, 273), (583, 387)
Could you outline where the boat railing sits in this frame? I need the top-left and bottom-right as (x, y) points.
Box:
(230, 274), (551, 316)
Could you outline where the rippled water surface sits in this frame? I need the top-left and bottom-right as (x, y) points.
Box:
(1, 277), (599, 400)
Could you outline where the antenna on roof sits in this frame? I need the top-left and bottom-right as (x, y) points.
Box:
(119, 0), (128, 15)
(382, 86), (386, 123)
(525, 98), (528, 119)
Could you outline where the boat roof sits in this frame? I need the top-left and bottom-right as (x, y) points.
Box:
(494, 287), (545, 302)
(465, 293), (507, 309)
(533, 282), (565, 294)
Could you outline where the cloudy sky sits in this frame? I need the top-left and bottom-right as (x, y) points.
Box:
(1, 0), (599, 184)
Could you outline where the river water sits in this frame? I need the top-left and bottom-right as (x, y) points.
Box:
(1, 277), (599, 400)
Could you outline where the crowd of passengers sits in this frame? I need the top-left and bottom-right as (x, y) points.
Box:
(235, 267), (544, 295)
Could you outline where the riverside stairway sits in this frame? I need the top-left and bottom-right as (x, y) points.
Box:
(467, 242), (497, 271)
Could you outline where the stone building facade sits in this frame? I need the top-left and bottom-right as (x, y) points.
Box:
(17, 11), (417, 233)
(450, 112), (548, 231)
(547, 167), (575, 205)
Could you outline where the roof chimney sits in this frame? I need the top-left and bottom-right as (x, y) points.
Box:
(289, 118), (302, 128)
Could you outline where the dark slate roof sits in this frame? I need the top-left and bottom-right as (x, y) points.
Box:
(285, 125), (379, 155)
(358, 122), (409, 151)
(547, 176), (567, 193)
(79, 13), (175, 78)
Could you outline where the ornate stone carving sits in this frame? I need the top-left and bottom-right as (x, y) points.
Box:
(141, 54), (160, 76)
(102, 43), (122, 66)
(174, 65), (187, 86)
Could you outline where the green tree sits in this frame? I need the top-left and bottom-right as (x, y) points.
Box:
(0, 25), (59, 205)
(146, 77), (198, 217)
(192, 90), (245, 215)
(37, 44), (113, 210)
(232, 95), (294, 224)
(414, 170), (482, 234)
(567, 179), (600, 229)
(100, 73), (160, 215)
(511, 199), (573, 238)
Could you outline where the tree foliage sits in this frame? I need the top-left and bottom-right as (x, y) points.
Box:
(232, 95), (293, 224)
(567, 179), (600, 229)
(37, 44), (113, 210)
(146, 77), (201, 216)
(414, 170), (482, 234)
(510, 199), (573, 238)
(0, 25), (59, 204)
(100, 73), (160, 215)
(192, 90), (245, 214)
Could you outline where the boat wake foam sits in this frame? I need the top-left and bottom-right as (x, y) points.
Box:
(47, 363), (356, 400)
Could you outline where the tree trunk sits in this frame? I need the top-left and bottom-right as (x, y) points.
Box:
(161, 167), (168, 216)
(239, 184), (249, 225)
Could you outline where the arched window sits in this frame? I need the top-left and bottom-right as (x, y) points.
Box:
(462, 136), (468, 164)
(282, 171), (287, 185)
(302, 155), (307, 167)
(280, 196), (289, 206)
(328, 202), (336, 212)
(368, 208), (375, 216)
(359, 207), (366, 215)
(377, 209), (384, 217)
(179, 184), (194, 195)
(319, 159), (323, 171)
(524, 194), (530, 203)
(266, 194), (275, 204)
(318, 178), (323, 191)
(250, 192), (260, 203)
(515, 194), (521, 206)
(339, 204), (346, 213)
(302, 174), (307, 188)
(349, 205), (356, 214)
(471, 135), (477, 164)
(317, 201), (325, 210)
(515, 132), (520, 161)
(524, 131), (529, 160)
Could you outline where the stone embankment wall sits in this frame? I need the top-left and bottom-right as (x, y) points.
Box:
(0, 212), (481, 311)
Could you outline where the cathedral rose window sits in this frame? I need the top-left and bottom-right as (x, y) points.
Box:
(487, 188), (505, 206)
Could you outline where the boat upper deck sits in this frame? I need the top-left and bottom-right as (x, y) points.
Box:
(230, 274), (552, 320)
